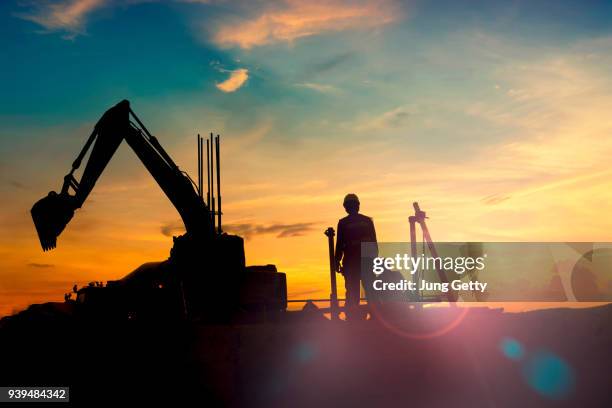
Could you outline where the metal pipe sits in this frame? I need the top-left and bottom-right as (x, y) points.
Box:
(129, 108), (178, 170)
(216, 134), (222, 234)
(71, 127), (98, 171)
(200, 135), (204, 200)
(197, 134), (201, 198)
(206, 139), (210, 208)
(210, 133), (215, 231)
(324, 227), (339, 321)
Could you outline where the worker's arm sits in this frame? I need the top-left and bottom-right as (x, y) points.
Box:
(334, 220), (344, 272)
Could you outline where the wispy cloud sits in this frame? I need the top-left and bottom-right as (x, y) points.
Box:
(160, 220), (184, 237)
(355, 105), (416, 131)
(16, 1), (402, 45)
(295, 82), (339, 94)
(27, 263), (55, 268)
(17, 0), (108, 39)
(481, 194), (511, 206)
(225, 222), (318, 239)
(160, 220), (317, 239)
(7, 180), (26, 189)
(212, 0), (402, 49)
(305, 52), (355, 75)
(216, 68), (249, 92)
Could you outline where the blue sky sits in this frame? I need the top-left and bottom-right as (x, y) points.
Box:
(2, 0), (611, 122)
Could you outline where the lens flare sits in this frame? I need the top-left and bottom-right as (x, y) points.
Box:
(523, 351), (575, 399)
(499, 337), (524, 361)
(370, 302), (470, 340)
(294, 342), (317, 363)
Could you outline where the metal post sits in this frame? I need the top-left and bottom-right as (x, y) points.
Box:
(215, 134), (222, 234)
(206, 139), (210, 208)
(210, 133), (215, 231)
(197, 134), (200, 198)
(197, 134), (202, 199)
(199, 135), (204, 200)
(324, 227), (339, 321)
(409, 215), (419, 300)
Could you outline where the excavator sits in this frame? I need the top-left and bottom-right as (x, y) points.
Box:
(30, 100), (286, 322)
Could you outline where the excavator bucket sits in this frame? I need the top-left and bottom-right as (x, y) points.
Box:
(31, 191), (75, 251)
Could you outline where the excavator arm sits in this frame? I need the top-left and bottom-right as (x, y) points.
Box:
(32, 100), (213, 251)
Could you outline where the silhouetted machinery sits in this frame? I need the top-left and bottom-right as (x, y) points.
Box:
(31, 100), (286, 322)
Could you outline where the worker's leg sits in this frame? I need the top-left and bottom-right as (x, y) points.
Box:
(359, 260), (379, 319)
(344, 270), (361, 321)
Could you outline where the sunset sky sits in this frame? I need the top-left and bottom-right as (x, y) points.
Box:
(2, 0), (612, 316)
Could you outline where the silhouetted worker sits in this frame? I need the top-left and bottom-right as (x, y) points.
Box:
(335, 194), (377, 321)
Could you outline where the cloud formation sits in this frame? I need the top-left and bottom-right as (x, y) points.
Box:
(212, 0), (401, 49)
(305, 52), (355, 75)
(295, 82), (339, 94)
(18, 0), (107, 38)
(355, 105), (416, 131)
(27, 263), (55, 268)
(481, 194), (511, 206)
(8, 180), (26, 189)
(160, 220), (317, 239)
(216, 68), (249, 92)
(160, 220), (184, 237)
(16, 0), (401, 46)
(225, 222), (318, 239)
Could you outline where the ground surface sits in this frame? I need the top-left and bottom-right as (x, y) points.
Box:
(1, 304), (611, 407)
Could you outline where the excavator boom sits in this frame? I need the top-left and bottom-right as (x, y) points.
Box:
(32, 100), (213, 251)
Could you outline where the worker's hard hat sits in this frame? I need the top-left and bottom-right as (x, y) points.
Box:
(343, 193), (360, 205)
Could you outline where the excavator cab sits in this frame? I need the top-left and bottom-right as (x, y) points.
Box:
(31, 191), (76, 251)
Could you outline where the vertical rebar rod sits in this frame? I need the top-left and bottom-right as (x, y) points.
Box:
(206, 139), (210, 208)
(197, 134), (202, 198)
(216, 134), (221, 234)
(210, 132), (215, 231)
(200, 135), (204, 200)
